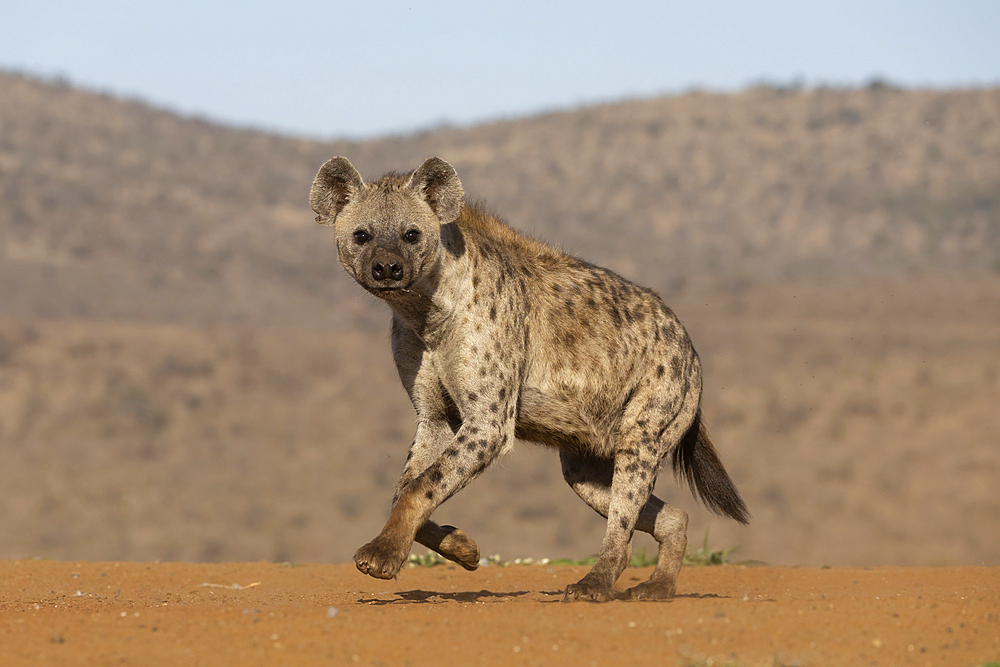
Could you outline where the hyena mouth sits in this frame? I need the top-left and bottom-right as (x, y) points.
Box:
(368, 285), (422, 297)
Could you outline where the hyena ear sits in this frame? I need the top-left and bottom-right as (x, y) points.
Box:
(310, 157), (364, 225)
(408, 157), (464, 223)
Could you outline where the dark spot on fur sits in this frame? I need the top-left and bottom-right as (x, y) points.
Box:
(657, 364), (665, 378)
(430, 469), (444, 483)
(489, 305), (497, 321)
(490, 403), (499, 414)
(425, 490), (434, 500)
(619, 517), (629, 530)
(671, 356), (683, 380)
(445, 447), (458, 458)
(468, 392), (478, 402)
(457, 435), (467, 443)
(558, 329), (580, 348)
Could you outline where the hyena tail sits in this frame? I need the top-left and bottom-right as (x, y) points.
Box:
(671, 410), (750, 524)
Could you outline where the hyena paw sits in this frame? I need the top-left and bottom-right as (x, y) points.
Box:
(563, 577), (616, 602)
(354, 538), (408, 580)
(625, 579), (677, 600)
(436, 525), (480, 571)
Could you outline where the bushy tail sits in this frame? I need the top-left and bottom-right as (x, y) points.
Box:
(671, 411), (750, 524)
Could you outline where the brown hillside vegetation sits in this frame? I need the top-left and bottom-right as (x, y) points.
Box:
(0, 71), (998, 568)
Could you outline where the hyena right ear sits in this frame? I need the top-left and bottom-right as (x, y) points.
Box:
(310, 157), (364, 225)
(409, 157), (464, 223)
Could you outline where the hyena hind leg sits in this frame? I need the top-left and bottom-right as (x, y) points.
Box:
(626, 495), (688, 600)
(560, 451), (688, 600)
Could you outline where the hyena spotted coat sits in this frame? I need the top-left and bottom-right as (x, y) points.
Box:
(310, 156), (749, 601)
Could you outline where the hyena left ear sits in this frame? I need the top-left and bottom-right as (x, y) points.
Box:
(310, 157), (364, 225)
(409, 157), (464, 223)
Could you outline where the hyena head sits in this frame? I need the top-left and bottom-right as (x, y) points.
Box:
(309, 156), (464, 296)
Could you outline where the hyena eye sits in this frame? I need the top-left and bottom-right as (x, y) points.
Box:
(403, 229), (421, 244)
(353, 230), (371, 245)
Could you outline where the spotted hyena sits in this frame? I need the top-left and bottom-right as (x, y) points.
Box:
(309, 156), (749, 601)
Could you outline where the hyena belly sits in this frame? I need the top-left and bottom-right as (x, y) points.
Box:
(514, 260), (697, 460)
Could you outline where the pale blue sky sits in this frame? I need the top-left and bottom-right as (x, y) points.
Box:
(2, 1), (998, 139)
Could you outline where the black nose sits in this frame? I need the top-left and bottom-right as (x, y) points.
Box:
(371, 258), (404, 282)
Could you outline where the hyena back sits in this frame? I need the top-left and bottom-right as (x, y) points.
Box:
(310, 156), (749, 601)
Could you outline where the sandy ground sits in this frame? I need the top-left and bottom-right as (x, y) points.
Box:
(1, 560), (996, 666)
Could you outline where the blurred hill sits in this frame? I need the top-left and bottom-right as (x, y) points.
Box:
(1, 71), (998, 567)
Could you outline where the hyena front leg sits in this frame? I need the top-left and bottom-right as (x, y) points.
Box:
(354, 414), (512, 580)
(360, 324), (479, 573)
(382, 420), (481, 571)
(355, 417), (479, 577)
(560, 451), (688, 600)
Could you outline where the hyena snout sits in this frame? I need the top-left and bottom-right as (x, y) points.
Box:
(370, 248), (407, 286)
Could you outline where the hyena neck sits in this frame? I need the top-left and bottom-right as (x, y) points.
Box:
(383, 230), (473, 348)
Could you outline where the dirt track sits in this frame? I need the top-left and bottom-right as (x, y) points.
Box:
(1, 561), (996, 666)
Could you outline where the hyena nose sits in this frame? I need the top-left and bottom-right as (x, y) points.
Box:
(371, 251), (405, 284)
(371, 260), (403, 282)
